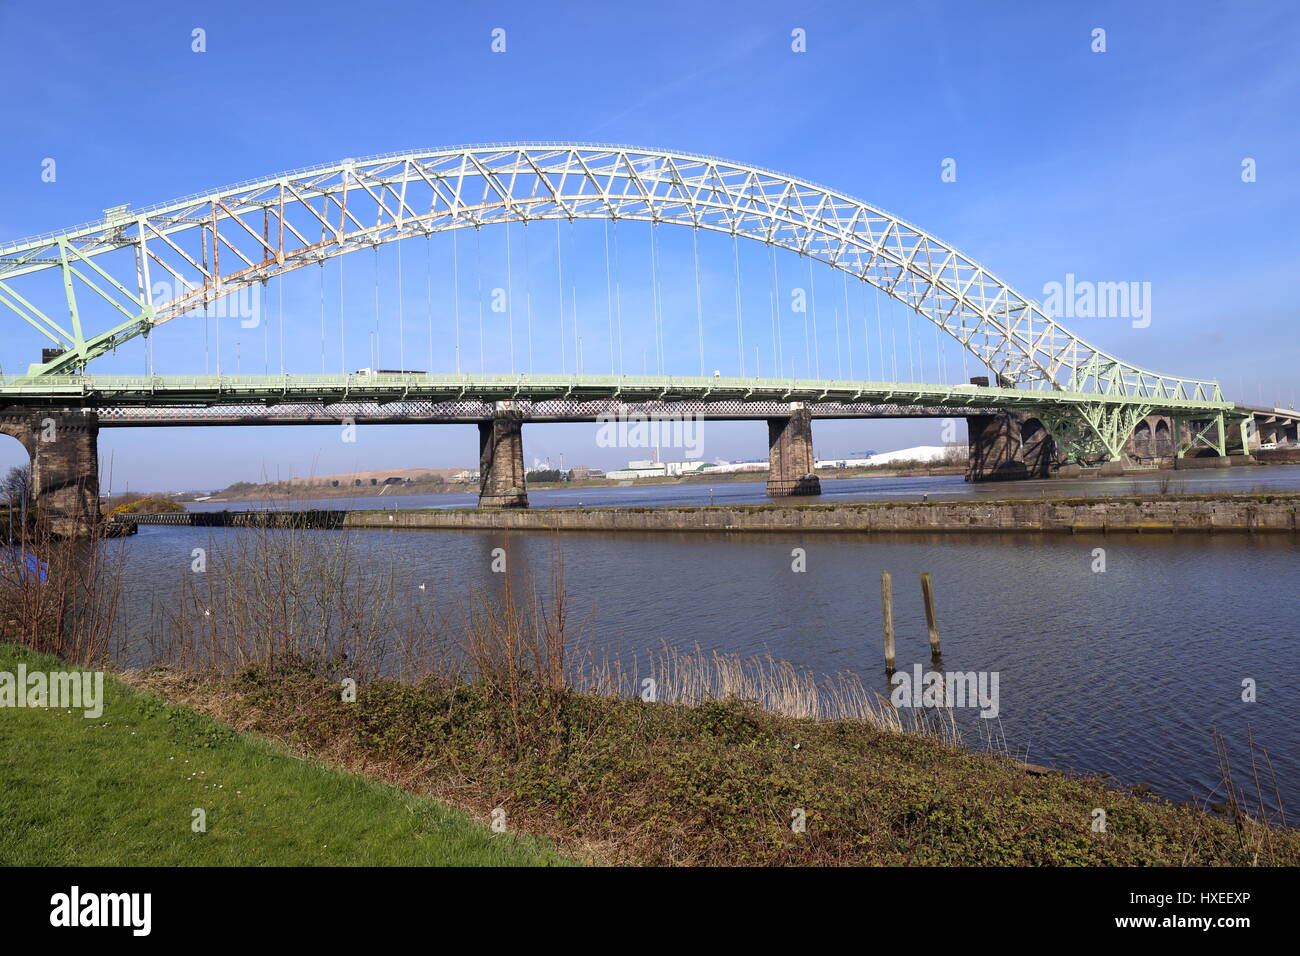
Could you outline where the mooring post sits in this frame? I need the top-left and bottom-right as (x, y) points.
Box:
(881, 570), (895, 672)
(920, 572), (941, 661)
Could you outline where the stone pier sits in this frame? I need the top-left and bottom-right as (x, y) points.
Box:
(1123, 414), (1176, 464)
(965, 410), (1059, 482)
(0, 407), (101, 536)
(766, 404), (821, 497)
(477, 410), (528, 508)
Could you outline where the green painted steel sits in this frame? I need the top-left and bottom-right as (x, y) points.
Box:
(0, 371), (1234, 414)
(0, 144), (1223, 403)
(0, 143), (1245, 468)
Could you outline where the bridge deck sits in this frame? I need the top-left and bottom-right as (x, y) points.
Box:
(0, 373), (1236, 422)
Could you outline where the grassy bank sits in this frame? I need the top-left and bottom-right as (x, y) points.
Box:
(0, 645), (571, 866)
(6, 522), (1295, 868)
(127, 659), (1299, 867)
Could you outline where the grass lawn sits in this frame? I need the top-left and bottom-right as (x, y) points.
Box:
(0, 645), (572, 866)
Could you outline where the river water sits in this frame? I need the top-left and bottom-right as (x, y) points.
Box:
(111, 464), (1300, 814)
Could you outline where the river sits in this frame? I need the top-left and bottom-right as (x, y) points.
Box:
(109, 463), (1300, 815)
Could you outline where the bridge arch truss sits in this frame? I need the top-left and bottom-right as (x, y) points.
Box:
(0, 143), (1220, 403)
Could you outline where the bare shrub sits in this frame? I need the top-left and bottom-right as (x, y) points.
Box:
(0, 520), (125, 666)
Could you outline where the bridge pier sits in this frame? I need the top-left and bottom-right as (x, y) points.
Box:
(477, 410), (528, 508)
(0, 408), (101, 537)
(964, 410), (1058, 482)
(766, 405), (820, 497)
(1123, 414), (1177, 465)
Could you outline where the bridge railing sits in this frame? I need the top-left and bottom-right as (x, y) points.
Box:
(0, 371), (1236, 413)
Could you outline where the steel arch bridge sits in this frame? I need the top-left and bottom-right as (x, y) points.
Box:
(0, 142), (1241, 481)
(1, 142), (1221, 399)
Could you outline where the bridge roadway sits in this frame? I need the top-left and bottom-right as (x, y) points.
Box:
(0, 371), (1233, 415)
(0, 372), (1265, 537)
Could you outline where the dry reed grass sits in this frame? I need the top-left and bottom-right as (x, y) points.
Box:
(146, 524), (970, 744)
(0, 519), (124, 666)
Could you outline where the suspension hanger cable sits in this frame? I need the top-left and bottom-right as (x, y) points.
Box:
(505, 221), (515, 374)
(613, 219), (624, 375)
(215, 282), (222, 375)
(905, 299), (915, 383)
(915, 301), (924, 383)
(918, 302), (928, 382)
(650, 223), (663, 374)
(452, 227), (462, 374)
(834, 306), (842, 379)
(647, 223), (658, 374)
(338, 252), (345, 373)
(524, 223), (534, 374)
(862, 289), (872, 382)
(861, 278), (872, 382)
(373, 244), (380, 369)
(318, 262), (325, 374)
(570, 220), (580, 374)
(397, 236), (406, 372)
(875, 288), (886, 382)
(961, 316), (970, 382)
(604, 219), (615, 374)
(475, 227), (485, 374)
(915, 298), (926, 383)
(425, 233), (433, 373)
(693, 225), (705, 376)
(842, 272), (853, 380)
(800, 256), (811, 379)
(555, 220), (567, 374)
(572, 287), (581, 373)
(768, 243), (782, 377)
(732, 231), (744, 376)
(934, 315), (944, 384)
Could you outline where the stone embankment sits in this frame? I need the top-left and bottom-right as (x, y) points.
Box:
(342, 493), (1300, 534)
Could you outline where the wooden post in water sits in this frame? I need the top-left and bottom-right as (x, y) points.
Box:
(920, 572), (941, 661)
(881, 571), (896, 672)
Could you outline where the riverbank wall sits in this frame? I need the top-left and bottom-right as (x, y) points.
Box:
(336, 493), (1300, 534)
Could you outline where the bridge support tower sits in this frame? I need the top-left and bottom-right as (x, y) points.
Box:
(0, 407), (101, 537)
(478, 408), (529, 508)
(766, 404), (821, 497)
(965, 410), (1061, 482)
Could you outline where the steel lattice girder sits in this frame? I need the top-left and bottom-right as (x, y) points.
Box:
(0, 143), (1221, 401)
(93, 399), (983, 427)
(0, 371), (1232, 417)
(1171, 412), (1232, 458)
(1032, 402), (1155, 463)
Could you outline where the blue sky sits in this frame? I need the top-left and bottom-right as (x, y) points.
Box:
(1, 0), (1297, 490)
